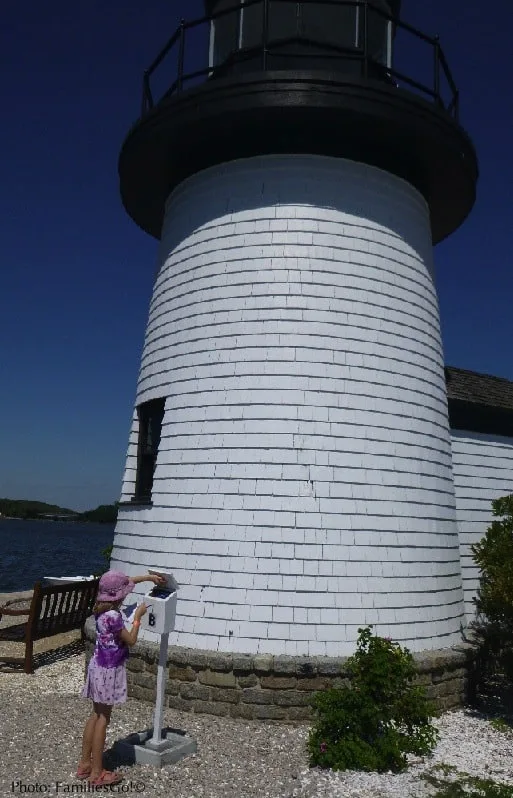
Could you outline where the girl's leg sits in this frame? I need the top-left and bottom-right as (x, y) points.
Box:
(77, 707), (97, 774)
(90, 702), (112, 779)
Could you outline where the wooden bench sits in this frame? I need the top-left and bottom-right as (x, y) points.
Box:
(0, 578), (99, 674)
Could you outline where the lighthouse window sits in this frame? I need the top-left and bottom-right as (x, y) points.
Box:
(241, 2), (265, 49)
(134, 398), (165, 502)
(241, 1), (297, 49)
(212, 0), (240, 66)
(300, 2), (357, 51)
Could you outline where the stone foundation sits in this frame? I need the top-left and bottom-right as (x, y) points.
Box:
(84, 620), (475, 721)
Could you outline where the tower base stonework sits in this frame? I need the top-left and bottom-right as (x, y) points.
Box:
(84, 620), (475, 720)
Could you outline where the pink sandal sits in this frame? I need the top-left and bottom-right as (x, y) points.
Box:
(75, 765), (91, 779)
(89, 770), (123, 786)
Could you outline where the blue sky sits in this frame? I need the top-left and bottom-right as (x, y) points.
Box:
(1, 0), (511, 511)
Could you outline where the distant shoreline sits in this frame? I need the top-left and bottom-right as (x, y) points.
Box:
(0, 500), (118, 524)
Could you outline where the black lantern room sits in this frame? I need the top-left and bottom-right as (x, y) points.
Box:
(119, 0), (477, 244)
(207, 0), (400, 78)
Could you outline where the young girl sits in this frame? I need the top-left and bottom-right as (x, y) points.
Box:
(76, 569), (166, 786)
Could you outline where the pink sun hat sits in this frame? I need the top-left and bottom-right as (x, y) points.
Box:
(97, 570), (135, 603)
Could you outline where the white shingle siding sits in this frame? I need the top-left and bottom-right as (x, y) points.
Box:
(112, 154), (465, 655)
(451, 430), (513, 621)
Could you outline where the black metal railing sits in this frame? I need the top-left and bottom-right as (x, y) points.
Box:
(140, 0), (459, 121)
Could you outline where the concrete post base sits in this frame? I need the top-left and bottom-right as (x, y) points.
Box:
(112, 728), (197, 768)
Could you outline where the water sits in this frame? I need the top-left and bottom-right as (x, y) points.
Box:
(0, 518), (115, 592)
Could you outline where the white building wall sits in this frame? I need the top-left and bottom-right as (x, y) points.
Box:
(112, 154), (465, 655)
(450, 430), (513, 620)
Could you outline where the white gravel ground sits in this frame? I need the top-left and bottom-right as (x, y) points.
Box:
(1, 652), (512, 798)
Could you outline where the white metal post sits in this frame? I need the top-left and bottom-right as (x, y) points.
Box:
(150, 632), (169, 746)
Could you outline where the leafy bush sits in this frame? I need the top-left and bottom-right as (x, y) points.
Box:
(470, 495), (513, 687)
(308, 626), (439, 772)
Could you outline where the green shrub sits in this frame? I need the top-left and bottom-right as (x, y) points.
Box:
(471, 495), (513, 686)
(308, 626), (439, 772)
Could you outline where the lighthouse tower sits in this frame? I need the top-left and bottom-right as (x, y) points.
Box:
(112, 0), (478, 657)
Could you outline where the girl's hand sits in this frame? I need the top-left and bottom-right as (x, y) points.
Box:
(150, 574), (166, 586)
(134, 603), (147, 620)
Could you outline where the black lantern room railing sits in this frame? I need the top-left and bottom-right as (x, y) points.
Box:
(140, 0), (459, 121)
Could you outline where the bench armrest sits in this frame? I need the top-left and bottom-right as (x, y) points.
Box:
(0, 597), (32, 620)
(0, 606), (31, 617)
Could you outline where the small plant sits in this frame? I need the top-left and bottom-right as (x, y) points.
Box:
(422, 767), (513, 798)
(308, 626), (439, 772)
(490, 716), (513, 735)
(432, 763), (459, 777)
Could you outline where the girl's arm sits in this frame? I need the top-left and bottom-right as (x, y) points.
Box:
(120, 624), (140, 647)
(131, 574), (166, 586)
(120, 603), (147, 647)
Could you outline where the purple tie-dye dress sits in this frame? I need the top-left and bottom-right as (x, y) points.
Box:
(81, 609), (128, 705)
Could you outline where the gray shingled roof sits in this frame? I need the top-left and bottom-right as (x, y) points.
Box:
(445, 366), (513, 411)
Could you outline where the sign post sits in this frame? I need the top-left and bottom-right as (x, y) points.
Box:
(150, 631), (169, 747)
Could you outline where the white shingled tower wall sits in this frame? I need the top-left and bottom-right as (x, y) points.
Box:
(112, 154), (465, 656)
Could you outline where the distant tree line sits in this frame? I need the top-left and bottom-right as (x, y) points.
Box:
(0, 498), (118, 524)
(79, 504), (118, 523)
